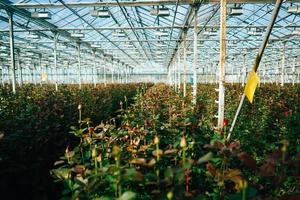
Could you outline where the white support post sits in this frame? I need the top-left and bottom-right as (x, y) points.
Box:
(16, 50), (22, 86)
(117, 65), (120, 83)
(192, 8), (198, 105)
(54, 33), (58, 91)
(263, 64), (266, 84)
(210, 63), (213, 84)
(276, 61), (279, 85)
(292, 58), (296, 86)
(67, 62), (70, 84)
(183, 31), (187, 97)
(103, 60), (107, 86)
(177, 51), (181, 92)
(92, 50), (96, 88)
(39, 54), (42, 85)
(242, 54), (246, 86)
(125, 65), (128, 84)
(231, 64), (234, 85)
(77, 42), (82, 89)
(32, 65), (36, 85)
(281, 42), (286, 87)
(173, 63), (176, 91)
(167, 67), (171, 85)
(111, 59), (114, 84)
(34, 63), (37, 85)
(84, 65), (87, 84)
(217, 0), (226, 130)
(8, 11), (16, 93)
(0, 59), (4, 86)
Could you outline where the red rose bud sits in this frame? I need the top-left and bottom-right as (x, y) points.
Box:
(223, 118), (229, 126)
(88, 127), (94, 134)
(283, 111), (289, 117)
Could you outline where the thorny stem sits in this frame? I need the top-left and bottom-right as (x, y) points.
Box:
(242, 186), (246, 200)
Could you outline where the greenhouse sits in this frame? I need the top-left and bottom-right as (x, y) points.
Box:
(0, 0), (299, 199)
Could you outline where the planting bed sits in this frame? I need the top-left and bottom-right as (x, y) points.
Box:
(50, 84), (300, 200)
(0, 83), (150, 199)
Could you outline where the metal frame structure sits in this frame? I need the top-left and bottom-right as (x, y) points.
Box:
(0, 0), (300, 90)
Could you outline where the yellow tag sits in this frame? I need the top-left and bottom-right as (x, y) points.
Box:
(41, 73), (48, 81)
(244, 70), (260, 103)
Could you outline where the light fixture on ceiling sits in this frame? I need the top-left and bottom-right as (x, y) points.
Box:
(123, 42), (134, 47)
(150, 7), (170, 17)
(91, 44), (102, 48)
(291, 29), (300, 35)
(156, 42), (167, 47)
(228, 6), (243, 16)
(90, 8), (110, 18)
(27, 44), (37, 49)
(58, 43), (67, 48)
(203, 28), (217, 36)
(113, 30), (126, 37)
(0, 46), (8, 50)
(23, 57), (32, 61)
(71, 32), (85, 38)
(287, 6), (300, 14)
(154, 30), (169, 37)
(25, 52), (35, 56)
(227, 42), (237, 47)
(31, 11), (52, 19)
(27, 33), (40, 39)
(247, 28), (264, 36)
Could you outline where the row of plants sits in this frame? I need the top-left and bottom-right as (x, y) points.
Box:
(51, 83), (299, 199)
(0, 83), (150, 200)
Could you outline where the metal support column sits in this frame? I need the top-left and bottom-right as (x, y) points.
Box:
(111, 59), (114, 84)
(217, 0), (226, 130)
(117, 65), (120, 83)
(54, 33), (58, 91)
(276, 61), (279, 85)
(92, 50), (96, 88)
(85, 66), (88, 84)
(177, 51), (181, 92)
(173, 63), (176, 91)
(263, 64), (266, 84)
(39, 54), (42, 85)
(183, 31), (187, 97)
(77, 42), (82, 89)
(16, 49), (22, 86)
(8, 11), (16, 93)
(103, 60), (107, 86)
(192, 8), (198, 105)
(125, 65), (128, 83)
(167, 67), (171, 85)
(281, 42), (286, 87)
(292, 58), (296, 86)
(0, 59), (4, 86)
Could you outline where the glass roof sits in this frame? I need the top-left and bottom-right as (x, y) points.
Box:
(0, 0), (299, 75)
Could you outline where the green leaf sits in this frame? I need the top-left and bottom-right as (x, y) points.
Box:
(118, 191), (136, 200)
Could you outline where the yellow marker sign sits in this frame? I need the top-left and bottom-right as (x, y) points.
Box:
(41, 73), (48, 81)
(244, 70), (260, 103)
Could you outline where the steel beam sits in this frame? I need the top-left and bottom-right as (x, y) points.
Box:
(2, 25), (299, 32)
(12, 0), (299, 9)
(0, 0), (134, 69)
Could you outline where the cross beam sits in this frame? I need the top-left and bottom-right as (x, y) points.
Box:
(12, 0), (299, 9)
